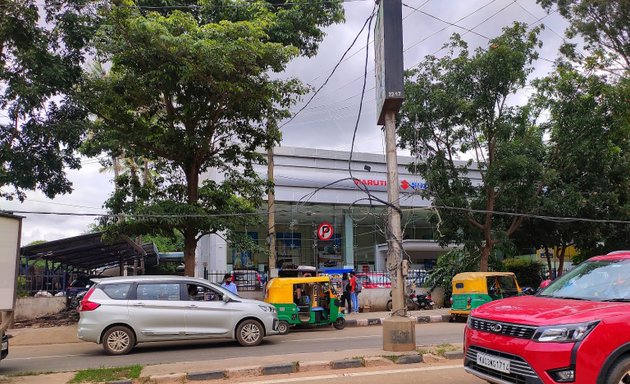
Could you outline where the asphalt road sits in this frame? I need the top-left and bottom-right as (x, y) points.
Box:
(0, 323), (466, 375)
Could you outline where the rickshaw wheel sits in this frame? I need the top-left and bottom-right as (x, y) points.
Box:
(333, 317), (346, 330)
(277, 321), (290, 335)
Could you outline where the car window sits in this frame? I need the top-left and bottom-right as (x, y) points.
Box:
(101, 283), (132, 300)
(137, 283), (180, 301)
(186, 283), (222, 301)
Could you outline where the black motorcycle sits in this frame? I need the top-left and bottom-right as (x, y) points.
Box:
(414, 293), (435, 310)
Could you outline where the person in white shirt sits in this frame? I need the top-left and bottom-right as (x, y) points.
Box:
(221, 273), (238, 295)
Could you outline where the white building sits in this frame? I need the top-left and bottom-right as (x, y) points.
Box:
(196, 146), (475, 276)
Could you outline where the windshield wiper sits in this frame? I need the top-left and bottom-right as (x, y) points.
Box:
(550, 296), (589, 301)
(600, 298), (630, 302)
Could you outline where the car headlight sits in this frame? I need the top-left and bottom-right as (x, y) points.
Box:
(259, 305), (276, 313)
(533, 321), (599, 343)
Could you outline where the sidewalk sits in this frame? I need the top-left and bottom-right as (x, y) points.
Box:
(6, 308), (451, 347)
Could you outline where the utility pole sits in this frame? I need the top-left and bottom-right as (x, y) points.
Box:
(374, 0), (415, 351)
(267, 143), (277, 278)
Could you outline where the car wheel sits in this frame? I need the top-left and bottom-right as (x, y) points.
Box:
(606, 356), (630, 384)
(386, 300), (392, 311)
(277, 321), (290, 335)
(236, 319), (264, 346)
(102, 326), (135, 355)
(333, 317), (346, 330)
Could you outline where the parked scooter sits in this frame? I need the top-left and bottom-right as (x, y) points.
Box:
(386, 290), (434, 311)
(415, 292), (435, 310)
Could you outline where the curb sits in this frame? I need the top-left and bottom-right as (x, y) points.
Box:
(345, 314), (451, 327)
(139, 352), (456, 383)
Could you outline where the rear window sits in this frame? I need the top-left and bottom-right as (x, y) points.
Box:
(101, 283), (132, 300)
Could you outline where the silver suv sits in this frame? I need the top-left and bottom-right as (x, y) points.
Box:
(77, 276), (279, 355)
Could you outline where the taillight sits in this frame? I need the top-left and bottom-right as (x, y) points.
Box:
(78, 286), (100, 312)
(427, 294), (432, 300)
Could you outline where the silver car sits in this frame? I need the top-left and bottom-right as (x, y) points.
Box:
(77, 276), (279, 355)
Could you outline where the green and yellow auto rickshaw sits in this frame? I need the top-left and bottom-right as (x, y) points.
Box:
(450, 272), (521, 320)
(264, 276), (345, 334)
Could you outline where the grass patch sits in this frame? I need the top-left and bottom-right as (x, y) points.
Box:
(69, 365), (142, 383)
(416, 343), (459, 358)
(381, 355), (400, 363)
(434, 343), (459, 357)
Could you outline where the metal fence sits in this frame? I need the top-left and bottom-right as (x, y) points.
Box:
(206, 270), (264, 291)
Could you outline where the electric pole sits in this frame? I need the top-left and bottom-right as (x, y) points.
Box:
(374, 0), (415, 351)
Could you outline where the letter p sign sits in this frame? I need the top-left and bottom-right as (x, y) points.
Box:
(317, 222), (334, 241)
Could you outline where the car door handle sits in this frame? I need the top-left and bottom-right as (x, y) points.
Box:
(188, 305), (199, 309)
(133, 303), (145, 306)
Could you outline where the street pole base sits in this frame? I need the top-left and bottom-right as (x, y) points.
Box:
(382, 316), (416, 352)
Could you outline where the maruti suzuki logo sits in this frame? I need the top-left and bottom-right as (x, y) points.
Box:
(354, 179), (427, 190)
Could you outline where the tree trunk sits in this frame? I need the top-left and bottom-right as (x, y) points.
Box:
(544, 244), (552, 279)
(184, 228), (196, 277)
(557, 245), (567, 277)
(184, 162), (200, 276)
(480, 245), (490, 272)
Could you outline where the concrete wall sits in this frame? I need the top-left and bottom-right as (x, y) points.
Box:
(14, 297), (66, 321)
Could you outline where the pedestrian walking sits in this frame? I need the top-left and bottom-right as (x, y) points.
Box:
(350, 271), (359, 313)
(341, 273), (352, 314)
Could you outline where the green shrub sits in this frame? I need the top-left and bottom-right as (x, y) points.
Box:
(503, 258), (543, 288)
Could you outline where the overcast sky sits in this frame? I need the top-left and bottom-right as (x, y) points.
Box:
(3, 0), (570, 245)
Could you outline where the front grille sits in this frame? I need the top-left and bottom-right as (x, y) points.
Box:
(466, 346), (541, 384)
(469, 317), (537, 339)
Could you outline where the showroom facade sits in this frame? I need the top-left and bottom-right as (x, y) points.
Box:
(195, 146), (472, 277)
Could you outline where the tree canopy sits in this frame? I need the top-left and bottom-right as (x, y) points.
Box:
(82, 0), (344, 276)
(398, 23), (546, 271)
(0, 1), (97, 201)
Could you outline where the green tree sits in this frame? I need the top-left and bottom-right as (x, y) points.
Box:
(399, 23), (546, 271)
(0, 0), (97, 201)
(81, 1), (344, 276)
(537, 0), (630, 72)
(532, 67), (630, 258)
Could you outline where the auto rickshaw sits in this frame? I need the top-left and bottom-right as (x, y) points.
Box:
(264, 276), (345, 334)
(450, 272), (521, 321)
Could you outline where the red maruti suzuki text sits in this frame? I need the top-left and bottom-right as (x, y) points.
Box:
(464, 251), (630, 384)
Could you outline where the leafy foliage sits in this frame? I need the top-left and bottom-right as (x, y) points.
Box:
(502, 258), (543, 288)
(538, 0), (630, 71)
(426, 248), (504, 300)
(530, 68), (630, 258)
(399, 23), (546, 271)
(0, 0), (98, 201)
(81, 1), (344, 276)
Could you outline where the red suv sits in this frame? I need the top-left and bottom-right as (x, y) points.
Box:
(464, 251), (630, 384)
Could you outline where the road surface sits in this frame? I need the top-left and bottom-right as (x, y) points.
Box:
(1, 323), (465, 375)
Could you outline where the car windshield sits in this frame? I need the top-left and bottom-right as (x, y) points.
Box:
(540, 259), (630, 301)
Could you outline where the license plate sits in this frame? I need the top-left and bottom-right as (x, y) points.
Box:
(1, 341), (7, 351)
(477, 352), (510, 374)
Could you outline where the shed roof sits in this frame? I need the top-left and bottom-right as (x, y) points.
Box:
(20, 232), (158, 270)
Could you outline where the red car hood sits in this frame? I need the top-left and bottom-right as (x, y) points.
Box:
(471, 296), (627, 326)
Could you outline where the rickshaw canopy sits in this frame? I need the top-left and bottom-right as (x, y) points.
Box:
(452, 272), (520, 294)
(265, 276), (332, 304)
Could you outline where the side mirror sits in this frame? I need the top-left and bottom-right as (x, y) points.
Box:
(223, 294), (230, 303)
(539, 279), (552, 289)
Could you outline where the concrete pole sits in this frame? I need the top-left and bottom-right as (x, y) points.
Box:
(383, 110), (405, 316)
(382, 109), (416, 352)
(267, 146), (277, 278)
